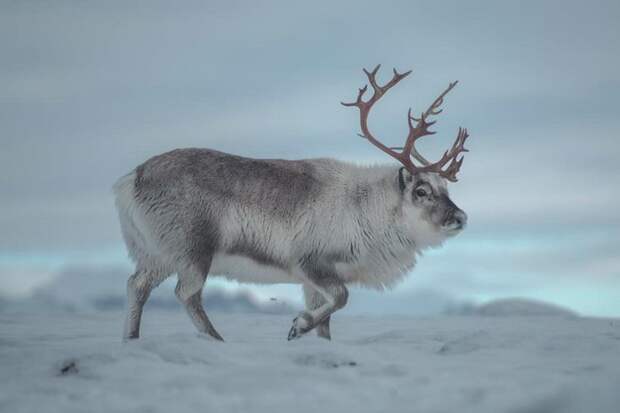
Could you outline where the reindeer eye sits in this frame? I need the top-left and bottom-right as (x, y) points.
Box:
(416, 188), (427, 197)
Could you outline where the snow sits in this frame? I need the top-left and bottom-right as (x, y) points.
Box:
(1, 310), (619, 413)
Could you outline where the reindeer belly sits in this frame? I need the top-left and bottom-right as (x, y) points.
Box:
(210, 253), (299, 284)
(335, 253), (417, 289)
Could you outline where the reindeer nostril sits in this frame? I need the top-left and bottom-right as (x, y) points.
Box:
(443, 210), (467, 230)
(446, 210), (467, 230)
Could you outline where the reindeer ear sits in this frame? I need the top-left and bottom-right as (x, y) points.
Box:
(398, 167), (413, 192)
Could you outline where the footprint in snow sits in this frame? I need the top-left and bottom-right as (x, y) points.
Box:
(57, 359), (79, 376)
(294, 353), (357, 369)
(437, 331), (489, 355)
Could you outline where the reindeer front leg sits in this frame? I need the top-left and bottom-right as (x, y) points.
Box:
(302, 284), (332, 340)
(288, 264), (348, 340)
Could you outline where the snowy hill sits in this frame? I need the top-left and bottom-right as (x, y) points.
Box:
(456, 297), (578, 318)
(1, 311), (619, 413)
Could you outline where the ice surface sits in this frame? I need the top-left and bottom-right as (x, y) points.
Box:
(1, 310), (619, 413)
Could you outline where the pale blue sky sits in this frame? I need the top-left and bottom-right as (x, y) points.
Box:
(1, 0), (619, 316)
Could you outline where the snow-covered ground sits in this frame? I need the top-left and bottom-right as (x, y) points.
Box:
(1, 308), (619, 413)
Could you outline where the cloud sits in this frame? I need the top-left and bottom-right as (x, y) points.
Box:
(0, 0), (618, 316)
(0, 266), (296, 315)
(0, 263), (480, 317)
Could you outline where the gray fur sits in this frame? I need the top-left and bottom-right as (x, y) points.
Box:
(114, 148), (467, 341)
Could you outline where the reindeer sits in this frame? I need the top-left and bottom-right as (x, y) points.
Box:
(114, 65), (469, 341)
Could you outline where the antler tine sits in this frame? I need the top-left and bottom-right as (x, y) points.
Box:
(442, 156), (464, 182)
(341, 85), (368, 107)
(341, 64), (412, 108)
(404, 81), (459, 165)
(428, 127), (469, 182)
(385, 67), (412, 90)
(403, 109), (432, 166)
(362, 65), (412, 103)
(362, 64), (382, 94)
(425, 81), (457, 118)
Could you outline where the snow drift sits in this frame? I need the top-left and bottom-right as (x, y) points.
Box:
(1, 310), (619, 413)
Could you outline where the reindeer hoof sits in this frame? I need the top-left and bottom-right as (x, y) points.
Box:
(288, 322), (301, 341)
(287, 313), (312, 341)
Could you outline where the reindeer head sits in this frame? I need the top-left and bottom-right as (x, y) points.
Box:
(342, 65), (469, 245)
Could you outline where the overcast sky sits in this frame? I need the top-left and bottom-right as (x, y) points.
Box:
(1, 0), (619, 316)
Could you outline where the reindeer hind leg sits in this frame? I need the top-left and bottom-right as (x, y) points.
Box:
(175, 258), (224, 341)
(124, 263), (170, 340)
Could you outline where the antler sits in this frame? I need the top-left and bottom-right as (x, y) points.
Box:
(341, 65), (469, 182)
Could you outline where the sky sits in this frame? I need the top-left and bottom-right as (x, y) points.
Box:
(1, 0), (619, 316)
